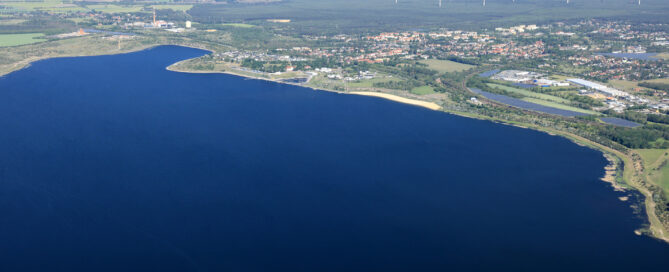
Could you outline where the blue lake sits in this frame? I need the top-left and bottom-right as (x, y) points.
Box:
(1, 46), (669, 271)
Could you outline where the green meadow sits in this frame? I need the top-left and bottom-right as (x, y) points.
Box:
(636, 149), (669, 195)
(522, 97), (600, 115)
(87, 5), (145, 13)
(220, 23), (257, 28)
(411, 85), (436, 95)
(151, 5), (193, 12)
(420, 59), (474, 74)
(486, 83), (570, 104)
(0, 33), (46, 47)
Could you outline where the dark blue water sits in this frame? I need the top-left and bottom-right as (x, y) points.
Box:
(469, 88), (588, 117)
(1, 46), (668, 272)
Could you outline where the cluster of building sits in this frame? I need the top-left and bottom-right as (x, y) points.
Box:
(567, 54), (667, 81)
(492, 70), (570, 87)
(495, 24), (540, 35)
(324, 70), (377, 81)
(565, 78), (669, 113)
(123, 10), (186, 30)
(567, 78), (629, 97)
(216, 50), (307, 63)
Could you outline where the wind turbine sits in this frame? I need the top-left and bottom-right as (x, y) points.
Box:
(439, 0), (442, 8)
(483, 0), (486, 7)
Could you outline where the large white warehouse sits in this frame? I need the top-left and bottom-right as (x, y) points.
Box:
(567, 78), (629, 97)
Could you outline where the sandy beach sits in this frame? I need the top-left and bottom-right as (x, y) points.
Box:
(348, 91), (442, 111)
(167, 61), (443, 112)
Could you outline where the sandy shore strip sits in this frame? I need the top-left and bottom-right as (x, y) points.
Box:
(167, 62), (443, 112)
(348, 91), (442, 111)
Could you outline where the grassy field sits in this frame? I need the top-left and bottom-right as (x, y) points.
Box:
(151, 5), (193, 12)
(636, 149), (669, 195)
(609, 79), (641, 91)
(522, 97), (601, 115)
(87, 5), (145, 13)
(0, 33), (46, 47)
(1, 0), (87, 13)
(487, 83), (570, 103)
(347, 76), (397, 88)
(644, 78), (669, 84)
(220, 23), (257, 28)
(420, 59), (474, 73)
(610, 78), (669, 91)
(0, 19), (26, 25)
(548, 75), (571, 81)
(411, 85), (435, 95)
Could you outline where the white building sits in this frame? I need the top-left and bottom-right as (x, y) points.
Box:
(567, 78), (629, 97)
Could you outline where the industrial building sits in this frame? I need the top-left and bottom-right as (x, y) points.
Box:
(567, 78), (629, 97)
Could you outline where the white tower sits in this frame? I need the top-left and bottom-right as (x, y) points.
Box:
(185, 21), (192, 28)
(439, 0), (442, 8)
(483, 0), (486, 7)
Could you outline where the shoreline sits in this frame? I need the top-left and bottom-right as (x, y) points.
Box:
(168, 52), (669, 243)
(0, 43), (157, 78)
(166, 61), (443, 111)
(4, 44), (668, 243)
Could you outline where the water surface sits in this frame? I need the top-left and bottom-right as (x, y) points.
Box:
(1, 46), (668, 271)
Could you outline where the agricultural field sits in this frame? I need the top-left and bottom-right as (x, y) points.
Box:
(636, 149), (669, 195)
(0, 33), (45, 47)
(0, 0), (86, 13)
(420, 59), (474, 73)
